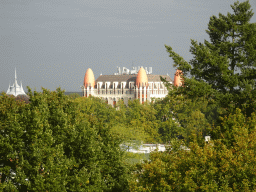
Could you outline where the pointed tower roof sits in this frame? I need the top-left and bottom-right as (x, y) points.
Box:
(173, 69), (183, 87)
(6, 68), (27, 96)
(84, 68), (95, 88)
(136, 67), (148, 88)
(15, 67), (17, 80)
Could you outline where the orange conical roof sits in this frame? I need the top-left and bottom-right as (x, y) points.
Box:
(174, 69), (183, 87)
(136, 67), (148, 88)
(84, 68), (95, 88)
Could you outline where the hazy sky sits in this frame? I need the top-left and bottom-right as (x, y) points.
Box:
(1, 0), (256, 92)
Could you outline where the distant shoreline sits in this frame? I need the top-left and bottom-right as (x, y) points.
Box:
(1, 91), (83, 96)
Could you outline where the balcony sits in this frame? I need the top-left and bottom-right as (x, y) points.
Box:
(94, 89), (135, 97)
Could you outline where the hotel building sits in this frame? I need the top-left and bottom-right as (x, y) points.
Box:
(81, 66), (183, 107)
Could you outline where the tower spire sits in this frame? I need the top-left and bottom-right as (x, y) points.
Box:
(14, 67), (17, 96)
(15, 67), (17, 80)
(6, 68), (26, 96)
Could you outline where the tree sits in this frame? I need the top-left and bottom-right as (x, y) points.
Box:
(125, 99), (161, 143)
(0, 88), (130, 191)
(152, 93), (183, 143)
(0, 90), (71, 191)
(153, 86), (212, 145)
(130, 108), (256, 191)
(164, 0), (256, 139)
(108, 99), (161, 158)
(68, 93), (81, 100)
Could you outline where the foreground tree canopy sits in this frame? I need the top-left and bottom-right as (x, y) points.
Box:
(0, 88), (130, 191)
(0, 87), (170, 191)
(130, 109), (256, 192)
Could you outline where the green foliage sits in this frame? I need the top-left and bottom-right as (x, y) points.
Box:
(123, 152), (150, 164)
(153, 86), (212, 145)
(164, 0), (256, 141)
(108, 99), (161, 145)
(0, 87), (130, 191)
(67, 93), (81, 100)
(213, 107), (256, 147)
(73, 95), (117, 127)
(125, 99), (161, 143)
(152, 95), (183, 143)
(130, 108), (256, 191)
(158, 118), (180, 143)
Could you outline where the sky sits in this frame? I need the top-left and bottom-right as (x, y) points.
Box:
(1, 0), (256, 93)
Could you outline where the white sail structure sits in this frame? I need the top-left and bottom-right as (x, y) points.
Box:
(6, 68), (27, 96)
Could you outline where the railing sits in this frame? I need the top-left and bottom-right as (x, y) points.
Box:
(94, 89), (135, 96)
(93, 88), (167, 95)
(86, 88), (169, 97)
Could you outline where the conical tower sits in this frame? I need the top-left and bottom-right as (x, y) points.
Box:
(6, 68), (27, 96)
(174, 69), (183, 87)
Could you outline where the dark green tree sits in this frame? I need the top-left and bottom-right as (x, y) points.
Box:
(153, 87), (211, 145)
(152, 93), (183, 143)
(164, 0), (256, 141)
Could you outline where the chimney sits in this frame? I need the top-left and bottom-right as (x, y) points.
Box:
(149, 67), (152, 74)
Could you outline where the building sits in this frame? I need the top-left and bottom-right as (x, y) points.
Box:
(121, 143), (170, 154)
(6, 68), (27, 97)
(6, 68), (30, 104)
(120, 143), (190, 154)
(81, 66), (183, 107)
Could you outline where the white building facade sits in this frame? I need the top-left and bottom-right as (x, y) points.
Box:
(81, 66), (174, 107)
